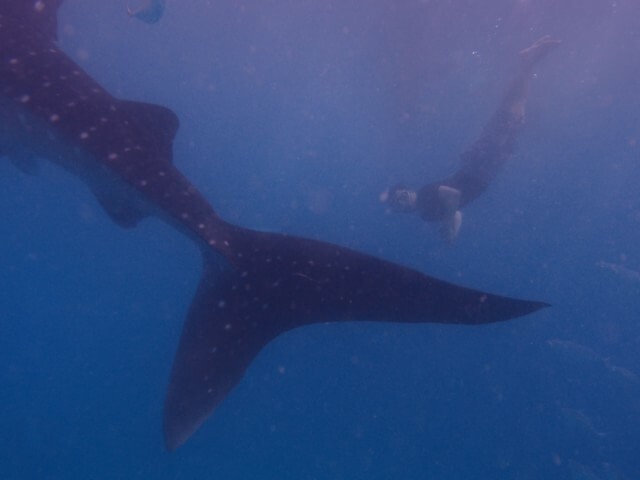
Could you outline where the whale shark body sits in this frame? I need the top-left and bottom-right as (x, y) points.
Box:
(0, 0), (548, 450)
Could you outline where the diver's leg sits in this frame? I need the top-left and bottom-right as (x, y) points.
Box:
(519, 35), (562, 71)
(502, 35), (561, 121)
(458, 35), (560, 182)
(436, 36), (559, 242)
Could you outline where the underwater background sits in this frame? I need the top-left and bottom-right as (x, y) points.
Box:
(1, 0), (640, 478)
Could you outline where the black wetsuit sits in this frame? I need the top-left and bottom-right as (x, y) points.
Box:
(416, 106), (523, 222)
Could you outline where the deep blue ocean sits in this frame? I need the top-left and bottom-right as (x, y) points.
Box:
(2, 0), (640, 478)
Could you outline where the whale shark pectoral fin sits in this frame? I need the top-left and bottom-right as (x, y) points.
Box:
(164, 228), (549, 450)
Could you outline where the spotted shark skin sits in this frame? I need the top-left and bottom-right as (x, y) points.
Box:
(0, 0), (549, 450)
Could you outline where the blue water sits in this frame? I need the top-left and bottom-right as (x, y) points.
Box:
(2, 0), (639, 478)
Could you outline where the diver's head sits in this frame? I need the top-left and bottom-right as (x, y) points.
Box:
(381, 184), (418, 213)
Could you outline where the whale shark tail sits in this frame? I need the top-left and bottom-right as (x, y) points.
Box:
(163, 225), (548, 450)
(1, 0), (550, 453)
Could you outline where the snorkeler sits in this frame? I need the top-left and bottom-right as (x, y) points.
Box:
(382, 35), (560, 242)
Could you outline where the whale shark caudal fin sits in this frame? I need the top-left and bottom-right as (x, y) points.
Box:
(163, 226), (549, 450)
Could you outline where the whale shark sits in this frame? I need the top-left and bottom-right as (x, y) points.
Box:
(0, 0), (549, 450)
